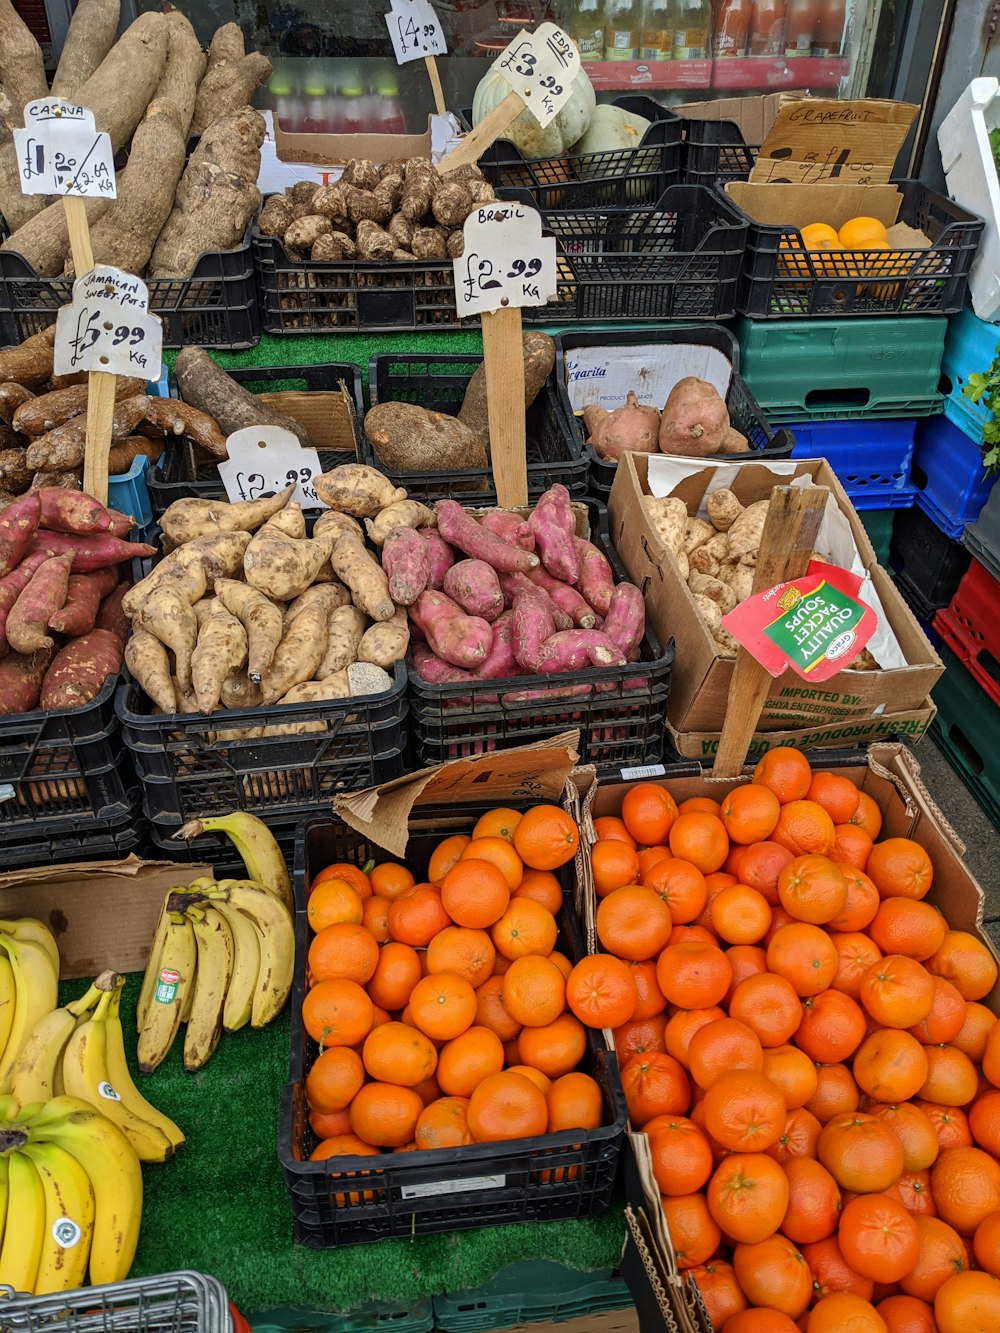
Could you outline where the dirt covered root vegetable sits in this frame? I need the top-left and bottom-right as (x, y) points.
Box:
(136, 585), (198, 692)
(260, 603), (328, 705)
(191, 606), (248, 713)
(419, 528), (454, 588)
(48, 568), (117, 636)
(125, 630), (175, 713)
(0, 647), (52, 713)
(381, 526), (430, 607)
(6, 552), (73, 654)
(214, 579), (283, 683)
(457, 331), (555, 450)
(330, 533), (395, 623)
(243, 526), (334, 601)
(172, 347), (308, 448)
(526, 567), (595, 628)
(436, 500), (539, 574)
(365, 499), (436, 546)
(159, 484), (294, 545)
(316, 605), (368, 677)
(728, 500), (770, 562)
(0, 491), (41, 577)
(0, 328), (55, 389)
(707, 488), (742, 533)
(528, 486), (580, 584)
(600, 582), (645, 657)
(39, 629), (122, 710)
(659, 377), (730, 456)
(410, 589), (493, 670)
(358, 608), (409, 670)
(313, 464), (406, 518)
(443, 559), (504, 622)
(537, 629), (626, 673)
(511, 589), (557, 673)
(574, 538), (614, 617)
(363, 403), (487, 474)
(583, 391), (660, 462)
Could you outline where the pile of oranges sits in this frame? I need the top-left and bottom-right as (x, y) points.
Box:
(300, 802), (618, 1165)
(778, 215), (917, 285)
(585, 750), (1000, 1333)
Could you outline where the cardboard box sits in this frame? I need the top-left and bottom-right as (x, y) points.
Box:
(607, 451), (944, 738)
(667, 702), (936, 760)
(0, 858), (211, 980)
(673, 92), (794, 146)
(254, 385), (358, 458)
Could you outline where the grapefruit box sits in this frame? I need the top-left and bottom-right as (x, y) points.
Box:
(574, 742), (998, 1333)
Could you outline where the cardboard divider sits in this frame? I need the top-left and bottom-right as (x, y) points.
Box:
(254, 385), (358, 457)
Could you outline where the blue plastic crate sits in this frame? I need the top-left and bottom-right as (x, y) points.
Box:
(911, 414), (996, 539)
(782, 418), (917, 510)
(942, 305), (999, 444)
(108, 453), (152, 531)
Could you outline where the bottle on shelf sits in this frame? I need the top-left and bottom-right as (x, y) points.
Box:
(334, 78), (367, 133)
(811, 0), (845, 55)
(784, 0), (818, 55)
(711, 0), (752, 55)
(565, 0), (605, 60)
(604, 0), (641, 59)
(268, 71), (302, 133)
(748, 0), (786, 55)
(673, 0), (711, 57)
(373, 71), (406, 134)
(640, 0), (674, 59)
(299, 72), (333, 134)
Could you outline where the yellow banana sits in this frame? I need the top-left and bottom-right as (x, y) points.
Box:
(0, 1148), (44, 1294)
(25, 1095), (141, 1286)
(0, 954), (15, 1067)
(62, 991), (173, 1163)
(20, 1141), (94, 1294)
(104, 986), (184, 1151)
(183, 907), (233, 1071)
(137, 912), (196, 1074)
(210, 882), (294, 1028)
(211, 898), (260, 1033)
(0, 937), (59, 1094)
(12, 981), (102, 1106)
(135, 893), (173, 1033)
(175, 814), (292, 911)
(0, 1156), (9, 1257)
(0, 920), (59, 978)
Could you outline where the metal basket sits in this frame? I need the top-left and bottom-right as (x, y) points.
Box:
(0, 1272), (230, 1333)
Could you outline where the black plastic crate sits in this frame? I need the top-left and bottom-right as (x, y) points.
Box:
(115, 661), (409, 825)
(0, 226), (259, 350)
(147, 361), (365, 518)
(683, 115), (760, 188)
(408, 502), (673, 770)
(553, 325), (794, 502)
(734, 180), (983, 319)
(475, 96), (682, 211)
(363, 353), (586, 503)
(282, 812), (627, 1248)
(0, 785), (142, 868)
(890, 505), (972, 618)
(147, 810), (302, 881)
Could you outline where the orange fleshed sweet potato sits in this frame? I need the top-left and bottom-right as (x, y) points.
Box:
(659, 377), (730, 456)
(0, 647), (52, 713)
(39, 628), (123, 710)
(6, 552), (73, 653)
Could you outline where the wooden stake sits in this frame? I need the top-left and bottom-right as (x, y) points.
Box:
(63, 194), (113, 505)
(711, 485), (830, 779)
(481, 305), (527, 508)
(424, 55), (446, 116)
(436, 90), (523, 173)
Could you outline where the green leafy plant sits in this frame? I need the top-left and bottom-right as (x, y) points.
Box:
(964, 347), (1000, 473)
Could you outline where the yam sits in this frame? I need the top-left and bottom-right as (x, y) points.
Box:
(190, 50), (271, 137)
(50, 0), (121, 100)
(191, 606), (248, 713)
(456, 333), (555, 452)
(172, 347), (310, 447)
(358, 608), (409, 670)
(283, 582), (351, 626)
(12, 378), (144, 437)
(436, 500), (539, 574)
(687, 571), (737, 616)
(419, 527), (455, 589)
(381, 526), (429, 606)
(125, 629), (175, 713)
(36, 488), (124, 536)
(220, 670), (263, 710)
(0, 328), (55, 389)
(443, 559), (504, 622)
(510, 589), (556, 673)
(642, 495), (688, 556)
(574, 538), (615, 617)
(691, 593), (723, 634)
(95, 582), (131, 642)
(0, 549), (48, 650)
(313, 464), (406, 518)
(363, 403), (487, 474)
(683, 518), (714, 555)
(39, 629), (122, 710)
(410, 589), (492, 670)
(153, 11), (207, 139)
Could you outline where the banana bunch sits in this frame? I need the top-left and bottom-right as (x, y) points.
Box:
(173, 811), (293, 911)
(0, 918), (60, 1095)
(0, 1092), (142, 1294)
(138, 878), (295, 1073)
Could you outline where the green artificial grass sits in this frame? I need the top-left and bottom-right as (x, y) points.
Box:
(70, 975), (624, 1316)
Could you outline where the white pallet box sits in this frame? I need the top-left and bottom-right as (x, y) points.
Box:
(939, 76), (1000, 323)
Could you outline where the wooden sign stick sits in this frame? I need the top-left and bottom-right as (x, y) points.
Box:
(64, 193), (114, 505)
(712, 485), (830, 778)
(481, 304), (527, 508)
(437, 90), (523, 173)
(424, 55), (446, 116)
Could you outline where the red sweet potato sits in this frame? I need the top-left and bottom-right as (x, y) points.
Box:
(381, 526), (430, 607)
(443, 559), (504, 622)
(499, 571), (573, 631)
(574, 538), (615, 616)
(48, 568), (119, 636)
(527, 567), (597, 628)
(479, 510), (535, 552)
(94, 582), (130, 642)
(511, 589), (556, 673)
(409, 589), (493, 670)
(528, 486), (580, 584)
(36, 488), (122, 535)
(0, 491), (42, 577)
(418, 528), (455, 590)
(0, 550), (50, 654)
(411, 642), (476, 684)
(535, 629), (626, 673)
(475, 610), (518, 679)
(106, 508), (135, 538)
(39, 628), (123, 710)
(601, 582), (645, 657)
(26, 530), (154, 571)
(6, 553), (73, 653)
(436, 500), (539, 574)
(0, 648), (52, 713)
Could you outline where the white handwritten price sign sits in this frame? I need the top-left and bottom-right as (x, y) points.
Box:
(491, 23), (580, 129)
(218, 427), (327, 511)
(14, 99), (115, 198)
(54, 266), (163, 380)
(386, 0), (446, 62)
(454, 203), (557, 318)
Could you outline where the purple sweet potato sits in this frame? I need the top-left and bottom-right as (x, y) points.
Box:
(601, 582), (645, 657)
(48, 568), (119, 636)
(105, 508), (135, 538)
(510, 589), (556, 673)
(527, 567), (597, 628)
(409, 589), (493, 670)
(443, 559), (504, 622)
(6, 553), (73, 653)
(26, 530), (154, 571)
(381, 526), (430, 607)
(535, 628), (626, 674)
(475, 610), (518, 679)
(39, 629), (124, 710)
(528, 486), (580, 584)
(418, 528), (455, 590)
(0, 647), (52, 713)
(0, 550), (50, 654)
(479, 510), (535, 553)
(36, 488), (123, 535)
(95, 582), (131, 643)
(0, 491), (42, 577)
(574, 537), (615, 617)
(436, 500), (539, 574)
(499, 571), (573, 631)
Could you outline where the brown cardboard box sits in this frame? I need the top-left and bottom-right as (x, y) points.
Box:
(254, 385), (358, 458)
(666, 703), (937, 761)
(673, 92), (792, 145)
(607, 451), (943, 738)
(0, 858), (211, 980)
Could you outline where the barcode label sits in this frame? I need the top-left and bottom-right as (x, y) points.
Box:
(620, 764), (667, 780)
(401, 1173), (505, 1199)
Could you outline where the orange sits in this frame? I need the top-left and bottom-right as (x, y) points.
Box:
(307, 878), (364, 932)
(839, 1193), (920, 1282)
(440, 859), (510, 929)
(766, 923), (839, 997)
(931, 1147), (1000, 1236)
(968, 1088), (1000, 1156)
(436, 1026), (504, 1097)
(369, 863), (415, 902)
(768, 1106), (822, 1163)
(656, 941), (732, 1009)
(899, 1215), (968, 1302)
(620, 783), (678, 846)
(910, 976), (967, 1046)
(460, 836), (524, 891)
(677, 797), (722, 817)
(513, 869), (563, 914)
(729, 972), (801, 1048)
(795, 988), (867, 1064)
(805, 1064), (861, 1125)
(628, 958), (667, 1020)
(733, 1235), (813, 1319)
(474, 974), (522, 1042)
(772, 801), (836, 857)
(412, 1075), (442, 1107)
(414, 1096), (473, 1149)
(472, 807), (522, 844)
(972, 1211), (1000, 1276)
(367, 941), (422, 1011)
(387, 885), (451, 947)
(506, 1064), (550, 1093)
(615, 1013), (668, 1062)
(363, 1022), (438, 1087)
(704, 1069), (785, 1152)
(309, 1108), (353, 1139)
(800, 221), (840, 250)
(870, 1102), (940, 1173)
(876, 1294), (938, 1332)
(467, 1070), (548, 1142)
(689, 1016), (764, 1089)
(711, 884), (772, 945)
(491, 897), (558, 960)
(426, 926), (495, 987)
(591, 815), (636, 848)
(684, 1260), (747, 1330)
(739, 841), (795, 903)
(663, 1006), (726, 1068)
(308, 1132), (379, 1162)
(753, 748), (813, 804)
(308, 923), (379, 985)
(545, 1070), (602, 1132)
(565, 954), (637, 1029)
(596, 884), (672, 961)
(934, 1270), (1000, 1332)
(927, 931), (998, 1001)
(512, 804), (579, 870)
(718, 1313), (799, 1333)
(720, 783), (781, 844)
(502, 955), (567, 1027)
(778, 854), (847, 925)
(838, 216), (890, 248)
(361, 895), (391, 943)
(302, 979), (373, 1049)
(517, 1012), (586, 1078)
(668, 813), (730, 874)
(311, 862), (372, 899)
(349, 1082), (424, 1148)
(661, 1193), (721, 1270)
(427, 835), (471, 884)
(636, 845), (671, 879)
(831, 930), (883, 999)
(646, 1115), (713, 1195)
(854, 1029), (930, 1104)
(951, 1000), (996, 1061)
(918, 1045), (978, 1107)
(818, 1112), (905, 1193)
(407, 972), (478, 1041)
(707, 1151), (790, 1244)
(591, 839), (640, 898)
(831, 824), (874, 871)
(807, 771), (861, 825)
(724, 944), (769, 1001)
(548, 950), (573, 980)
(916, 1101), (973, 1153)
(850, 791), (884, 840)
(801, 1235), (875, 1301)
(867, 839), (934, 901)
(621, 1050), (691, 1125)
(808, 1294), (887, 1332)
(305, 1047), (364, 1113)
(642, 857), (708, 924)
(780, 1155), (842, 1244)
(860, 955), (935, 1028)
(762, 1045), (818, 1110)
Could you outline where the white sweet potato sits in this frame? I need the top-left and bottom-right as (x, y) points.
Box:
(365, 499), (436, 546)
(688, 572), (737, 615)
(358, 608), (409, 670)
(691, 593), (723, 634)
(215, 579), (283, 683)
(659, 378), (730, 456)
(260, 603), (328, 704)
(125, 630), (175, 713)
(316, 605), (368, 677)
(728, 500), (770, 562)
(137, 584), (198, 691)
(313, 464), (406, 518)
(707, 488), (743, 532)
(191, 607), (248, 713)
(641, 495), (688, 556)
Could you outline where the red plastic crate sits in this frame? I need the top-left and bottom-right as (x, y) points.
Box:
(933, 559), (1000, 705)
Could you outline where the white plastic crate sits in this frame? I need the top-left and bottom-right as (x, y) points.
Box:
(939, 77), (1000, 323)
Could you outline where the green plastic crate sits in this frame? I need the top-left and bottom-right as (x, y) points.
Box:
(249, 1301), (434, 1333)
(736, 317), (946, 422)
(432, 1261), (633, 1333)
(931, 643), (1000, 831)
(860, 509), (897, 567)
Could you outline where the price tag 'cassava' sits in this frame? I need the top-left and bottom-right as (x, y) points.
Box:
(453, 203), (557, 318)
(54, 265), (162, 379)
(217, 426), (328, 511)
(15, 98), (115, 198)
(385, 0), (446, 63)
(491, 23), (580, 128)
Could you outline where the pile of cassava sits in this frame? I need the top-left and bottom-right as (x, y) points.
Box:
(0, 488), (146, 714)
(0, 4), (271, 279)
(583, 376), (750, 462)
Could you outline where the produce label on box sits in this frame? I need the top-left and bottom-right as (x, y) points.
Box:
(217, 426), (328, 510)
(54, 265), (162, 380)
(723, 560), (876, 682)
(454, 202), (557, 317)
(563, 344), (733, 414)
(492, 23), (580, 129)
(15, 98), (115, 197)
